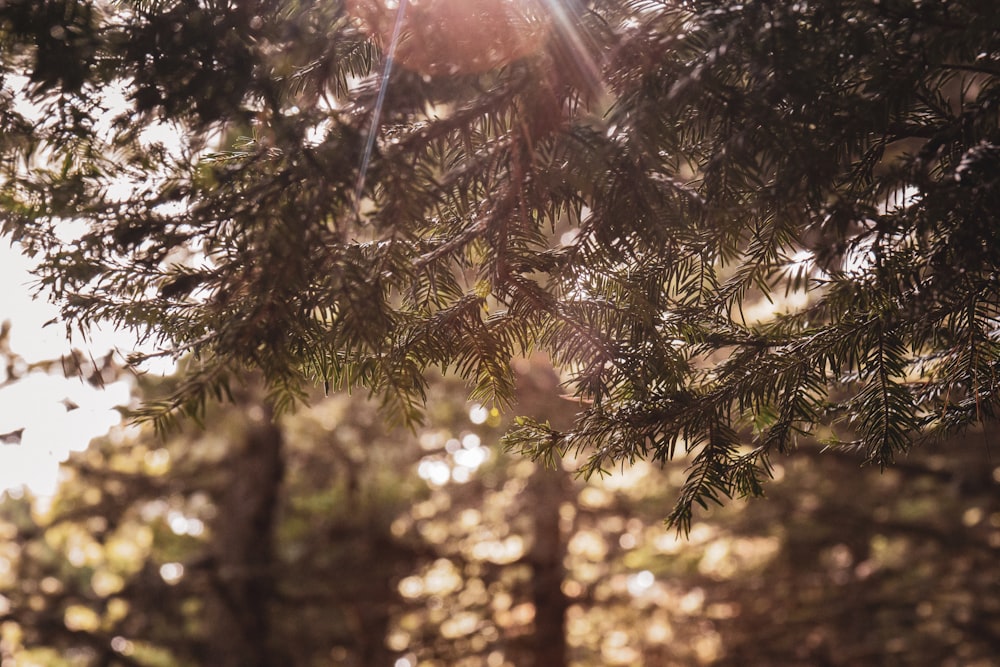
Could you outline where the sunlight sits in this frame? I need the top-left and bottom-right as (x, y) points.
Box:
(167, 511), (205, 537)
(468, 403), (489, 424)
(158, 562), (184, 585)
(538, 0), (604, 96)
(110, 637), (135, 656)
(353, 0), (410, 209)
(349, 0), (550, 76)
(0, 375), (129, 497)
(626, 569), (655, 596)
(349, 0), (606, 206)
(0, 244), (144, 498)
(417, 425), (491, 486)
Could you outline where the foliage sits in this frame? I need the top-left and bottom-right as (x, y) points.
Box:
(0, 374), (437, 666)
(2, 346), (998, 666)
(3, 0), (1000, 526)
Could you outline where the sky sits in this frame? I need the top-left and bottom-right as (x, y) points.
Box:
(0, 242), (135, 498)
(0, 72), (192, 502)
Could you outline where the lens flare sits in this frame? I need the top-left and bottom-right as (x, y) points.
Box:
(348, 0), (550, 76)
(350, 0), (607, 209)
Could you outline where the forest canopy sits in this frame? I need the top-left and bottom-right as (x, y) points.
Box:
(2, 0), (1000, 529)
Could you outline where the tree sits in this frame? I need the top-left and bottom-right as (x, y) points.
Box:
(5, 332), (998, 666)
(0, 365), (440, 666)
(2, 0), (1000, 528)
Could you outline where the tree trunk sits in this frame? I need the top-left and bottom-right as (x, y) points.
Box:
(204, 402), (285, 667)
(514, 355), (572, 667)
(526, 463), (569, 667)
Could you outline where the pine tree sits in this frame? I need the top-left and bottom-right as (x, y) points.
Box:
(2, 0), (1000, 529)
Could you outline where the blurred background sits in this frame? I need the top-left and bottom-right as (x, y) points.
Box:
(0, 279), (998, 667)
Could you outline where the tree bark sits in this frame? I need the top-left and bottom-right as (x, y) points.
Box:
(526, 463), (569, 667)
(514, 356), (572, 667)
(204, 401), (285, 667)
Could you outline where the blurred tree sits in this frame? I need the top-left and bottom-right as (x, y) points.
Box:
(3, 0), (1000, 525)
(0, 369), (427, 665)
(703, 443), (1000, 667)
(200, 393), (283, 667)
(1, 329), (998, 666)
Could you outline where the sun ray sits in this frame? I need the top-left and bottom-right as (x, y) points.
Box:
(354, 0), (411, 215)
(539, 0), (606, 101)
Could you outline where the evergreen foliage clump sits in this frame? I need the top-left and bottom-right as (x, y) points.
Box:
(2, 0), (999, 528)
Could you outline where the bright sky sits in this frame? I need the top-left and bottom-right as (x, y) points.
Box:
(0, 68), (192, 501)
(0, 242), (134, 498)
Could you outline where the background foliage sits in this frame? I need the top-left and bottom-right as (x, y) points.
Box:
(2, 0), (1000, 524)
(1, 338), (998, 666)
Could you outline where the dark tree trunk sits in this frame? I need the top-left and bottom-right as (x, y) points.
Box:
(204, 402), (285, 667)
(526, 464), (569, 667)
(514, 356), (573, 667)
